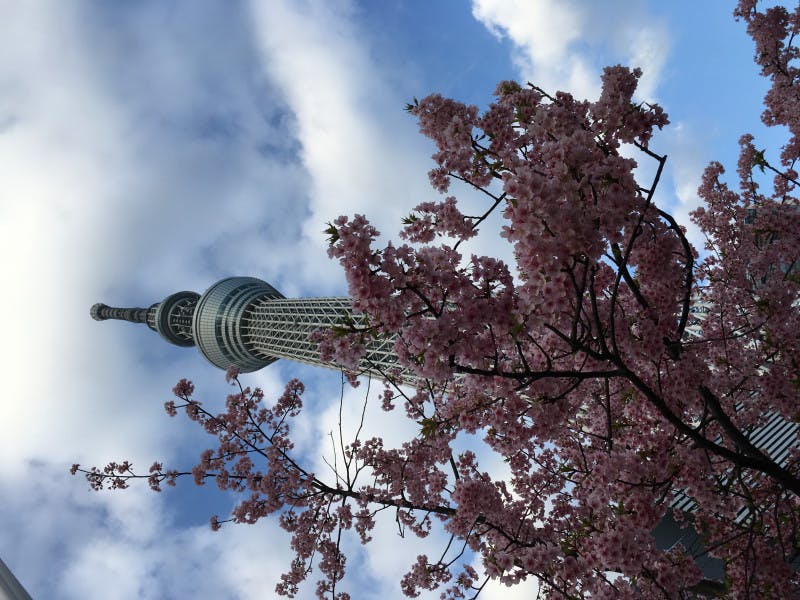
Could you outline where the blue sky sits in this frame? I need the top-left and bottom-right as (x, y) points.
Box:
(0, 1), (786, 598)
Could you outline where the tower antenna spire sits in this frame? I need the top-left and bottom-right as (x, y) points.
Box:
(91, 291), (200, 348)
(92, 277), (401, 380)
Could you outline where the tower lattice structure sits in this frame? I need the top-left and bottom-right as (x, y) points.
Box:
(91, 277), (400, 379)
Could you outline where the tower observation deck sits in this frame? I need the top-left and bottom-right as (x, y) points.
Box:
(91, 277), (401, 379)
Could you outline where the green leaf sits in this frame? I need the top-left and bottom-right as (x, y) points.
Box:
(752, 148), (767, 173)
(419, 417), (438, 438)
(404, 97), (419, 112)
(324, 223), (339, 245)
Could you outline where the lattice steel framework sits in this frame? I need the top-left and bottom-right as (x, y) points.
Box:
(652, 291), (800, 580)
(91, 277), (405, 381)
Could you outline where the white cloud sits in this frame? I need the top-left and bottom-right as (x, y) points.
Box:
(472, 0), (596, 97)
(476, 569), (541, 599)
(659, 121), (709, 252)
(248, 0), (437, 290)
(0, 0), (322, 475)
(1, 459), (303, 600)
(471, 0), (669, 102)
(0, 1), (175, 474)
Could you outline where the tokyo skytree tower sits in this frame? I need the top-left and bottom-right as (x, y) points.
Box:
(91, 277), (399, 379)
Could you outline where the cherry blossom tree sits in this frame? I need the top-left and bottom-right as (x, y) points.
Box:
(75, 2), (800, 597)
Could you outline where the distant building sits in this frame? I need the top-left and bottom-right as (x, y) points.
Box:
(655, 288), (800, 584)
(0, 556), (33, 600)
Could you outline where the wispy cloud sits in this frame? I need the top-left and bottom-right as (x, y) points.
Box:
(471, 0), (669, 101)
(248, 0), (438, 290)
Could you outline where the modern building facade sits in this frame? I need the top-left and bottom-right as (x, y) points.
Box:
(91, 276), (401, 380)
(0, 556), (33, 600)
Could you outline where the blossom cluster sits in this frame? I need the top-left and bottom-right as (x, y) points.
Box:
(315, 20), (800, 596)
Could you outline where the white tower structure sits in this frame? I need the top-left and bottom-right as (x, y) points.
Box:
(91, 277), (400, 379)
